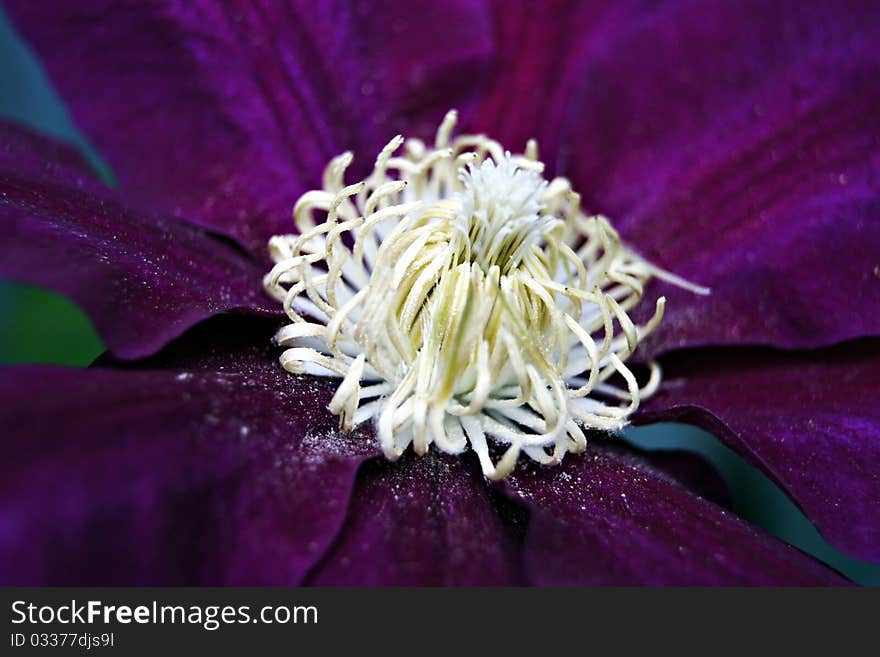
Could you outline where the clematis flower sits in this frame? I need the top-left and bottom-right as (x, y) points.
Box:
(1, 0), (879, 585)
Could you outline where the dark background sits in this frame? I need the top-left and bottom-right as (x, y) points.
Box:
(1, 5), (877, 585)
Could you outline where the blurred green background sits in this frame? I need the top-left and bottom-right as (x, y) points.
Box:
(1, 6), (877, 584)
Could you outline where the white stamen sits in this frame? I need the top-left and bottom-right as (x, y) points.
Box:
(264, 110), (707, 479)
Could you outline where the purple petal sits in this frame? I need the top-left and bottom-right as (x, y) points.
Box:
(307, 454), (525, 586)
(504, 441), (849, 585)
(5, 1), (492, 253)
(0, 118), (96, 184)
(636, 341), (880, 563)
(0, 121), (277, 359)
(0, 347), (378, 585)
(465, 1), (627, 159)
(556, 0), (880, 353)
(609, 443), (732, 511)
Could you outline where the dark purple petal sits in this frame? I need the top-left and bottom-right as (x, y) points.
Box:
(99, 315), (282, 375)
(557, 0), (880, 353)
(609, 443), (732, 511)
(504, 441), (849, 585)
(307, 453), (525, 586)
(0, 359), (378, 585)
(6, 1), (493, 253)
(0, 118), (96, 184)
(636, 341), (880, 563)
(0, 121), (277, 359)
(465, 1), (623, 160)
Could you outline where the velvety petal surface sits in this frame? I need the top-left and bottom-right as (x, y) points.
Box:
(465, 0), (623, 164)
(0, 318), (379, 584)
(0, 117), (97, 184)
(636, 341), (880, 563)
(554, 0), (880, 354)
(504, 441), (849, 585)
(307, 453), (526, 586)
(6, 0), (493, 254)
(0, 121), (277, 359)
(307, 442), (743, 585)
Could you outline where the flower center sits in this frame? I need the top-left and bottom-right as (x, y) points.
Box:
(457, 156), (553, 274)
(264, 110), (707, 479)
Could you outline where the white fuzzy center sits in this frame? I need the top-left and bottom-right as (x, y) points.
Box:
(264, 110), (707, 479)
